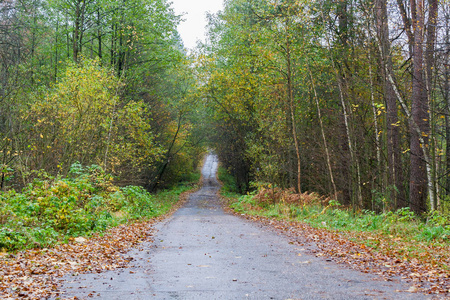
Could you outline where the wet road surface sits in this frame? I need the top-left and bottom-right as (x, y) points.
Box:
(59, 154), (429, 299)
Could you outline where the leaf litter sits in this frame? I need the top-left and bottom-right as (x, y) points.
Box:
(0, 221), (156, 299)
(231, 212), (450, 297)
(0, 188), (193, 299)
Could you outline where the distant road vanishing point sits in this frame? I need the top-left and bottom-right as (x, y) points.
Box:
(59, 154), (429, 300)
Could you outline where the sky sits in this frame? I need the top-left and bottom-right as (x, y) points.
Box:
(170, 0), (224, 50)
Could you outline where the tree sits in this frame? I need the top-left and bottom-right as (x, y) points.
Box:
(375, 0), (405, 208)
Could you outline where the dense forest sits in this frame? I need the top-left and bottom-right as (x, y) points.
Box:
(0, 0), (205, 192)
(2, 1), (450, 297)
(1, 0), (449, 217)
(199, 0), (449, 216)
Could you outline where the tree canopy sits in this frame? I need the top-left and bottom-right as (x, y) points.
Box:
(1, 0), (449, 216)
(197, 0), (449, 215)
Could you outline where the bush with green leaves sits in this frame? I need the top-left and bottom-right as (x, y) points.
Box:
(0, 162), (182, 252)
(23, 59), (163, 183)
(218, 167), (239, 195)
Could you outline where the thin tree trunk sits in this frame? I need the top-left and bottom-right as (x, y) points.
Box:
(445, 13), (450, 194)
(111, 23), (116, 66)
(425, 0), (439, 209)
(104, 94), (118, 171)
(447, 113), (450, 194)
(286, 38), (301, 193)
(367, 46), (382, 210)
(368, 54), (381, 177)
(73, 0), (80, 62)
(151, 113), (183, 191)
(78, 0), (87, 57)
(319, 3), (361, 207)
(307, 65), (338, 200)
(118, 30), (124, 76)
(336, 76), (363, 208)
(97, 8), (102, 60)
(54, 19), (59, 81)
(395, 0), (414, 46)
(66, 15), (70, 59)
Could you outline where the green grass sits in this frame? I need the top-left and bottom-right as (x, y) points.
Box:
(226, 191), (450, 272)
(0, 163), (199, 252)
(229, 193), (450, 243)
(218, 169), (450, 245)
(217, 166), (240, 196)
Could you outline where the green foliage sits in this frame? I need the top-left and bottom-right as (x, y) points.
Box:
(200, 0), (448, 218)
(0, 0), (201, 192)
(121, 186), (155, 218)
(0, 162), (197, 252)
(23, 59), (163, 182)
(228, 190), (450, 244)
(218, 166), (240, 195)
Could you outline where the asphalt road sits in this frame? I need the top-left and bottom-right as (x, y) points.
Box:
(59, 154), (429, 299)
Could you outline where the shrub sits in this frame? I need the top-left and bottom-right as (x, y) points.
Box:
(0, 162), (179, 252)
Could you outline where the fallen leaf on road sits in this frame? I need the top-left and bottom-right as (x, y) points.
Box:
(228, 209), (450, 296)
(74, 237), (87, 243)
(407, 286), (419, 292)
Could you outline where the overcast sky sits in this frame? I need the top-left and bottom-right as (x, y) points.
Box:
(170, 0), (224, 50)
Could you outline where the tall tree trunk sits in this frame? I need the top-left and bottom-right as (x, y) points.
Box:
(54, 19), (59, 81)
(444, 11), (450, 194)
(97, 8), (102, 60)
(286, 37), (301, 193)
(337, 76), (363, 208)
(78, 0), (86, 57)
(66, 15), (70, 59)
(337, 0), (348, 48)
(111, 23), (116, 66)
(375, 0), (405, 208)
(73, 0), (80, 62)
(425, 0), (438, 209)
(367, 45), (382, 210)
(410, 0), (431, 213)
(118, 31), (124, 76)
